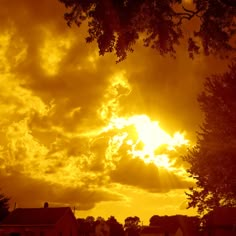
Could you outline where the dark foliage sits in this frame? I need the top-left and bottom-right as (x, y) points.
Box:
(184, 61), (236, 215)
(77, 216), (96, 236)
(59, 0), (236, 61)
(0, 192), (10, 221)
(107, 216), (125, 236)
(77, 216), (124, 236)
(124, 216), (141, 236)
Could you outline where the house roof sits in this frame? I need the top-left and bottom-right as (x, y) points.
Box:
(0, 207), (72, 226)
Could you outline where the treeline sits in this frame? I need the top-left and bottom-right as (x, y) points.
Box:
(77, 216), (139, 236)
(77, 215), (200, 236)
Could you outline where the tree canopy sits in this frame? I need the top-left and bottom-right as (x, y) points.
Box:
(0, 192), (10, 221)
(59, 0), (236, 61)
(184, 61), (236, 215)
(124, 216), (141, 236)
(107, 216), (124, 236)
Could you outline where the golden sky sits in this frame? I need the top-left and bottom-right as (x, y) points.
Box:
(0, 0), (229, 224)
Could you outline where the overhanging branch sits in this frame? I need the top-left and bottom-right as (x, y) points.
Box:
(174, 5), (202, 26)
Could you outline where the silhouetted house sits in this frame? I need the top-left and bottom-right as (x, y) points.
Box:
(0, 206), (78, 236)
(140, 226), (183, 236)
(203, 207), (236, 236)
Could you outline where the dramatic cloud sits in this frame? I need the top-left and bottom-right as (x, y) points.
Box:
(0, 0), (229, 223)
(0, 172), (122, 210)
(109, 156), (191, 192)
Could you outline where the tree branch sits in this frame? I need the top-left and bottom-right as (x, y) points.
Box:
(174, 5), (202, 26)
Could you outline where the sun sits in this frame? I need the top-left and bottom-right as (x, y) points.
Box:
(105, 115), (189, 169)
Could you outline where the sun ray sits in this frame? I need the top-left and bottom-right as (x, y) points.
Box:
(103, 114), (189, 169)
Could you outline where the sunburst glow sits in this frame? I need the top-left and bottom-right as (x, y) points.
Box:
(104, 115), (189, 169)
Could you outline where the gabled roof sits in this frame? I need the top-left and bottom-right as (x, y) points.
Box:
(0, 207), (73, 226)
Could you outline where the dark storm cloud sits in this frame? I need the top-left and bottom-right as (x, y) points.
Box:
(0, 172), (122, 210)
(1, 0), (65, 29)
(109, 155), (191, 192)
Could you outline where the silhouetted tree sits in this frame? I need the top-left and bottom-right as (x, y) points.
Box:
(59, 0), (236, 61)
(0, 192), (10, 221)
(184, 61), (236, 215)
(95, 217), (109, 236)
(124, 216), (141, 236)
(149, 215), (160, 226)
(106, 216), (124, 236)
(78, 216), (96, 236)
(149, 215), (176, 228)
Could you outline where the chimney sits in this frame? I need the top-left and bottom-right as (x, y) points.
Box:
(44, 202), (49, 208)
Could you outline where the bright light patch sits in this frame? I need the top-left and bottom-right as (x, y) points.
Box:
(40, 30), (73, 75)
(105, 115), (189, 169)
(0, 31), (12, 73)
(87, 50), (99, 69)
(98, 71), (131, 121)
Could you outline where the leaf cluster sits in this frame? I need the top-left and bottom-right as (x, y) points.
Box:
(59, 0), (236, 61)
(184, 61), (236, 215)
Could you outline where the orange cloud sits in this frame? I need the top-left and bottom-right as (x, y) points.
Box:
(0, 0), (228, 222)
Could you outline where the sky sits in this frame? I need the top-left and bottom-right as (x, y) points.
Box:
(0, 0), (229, 225)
